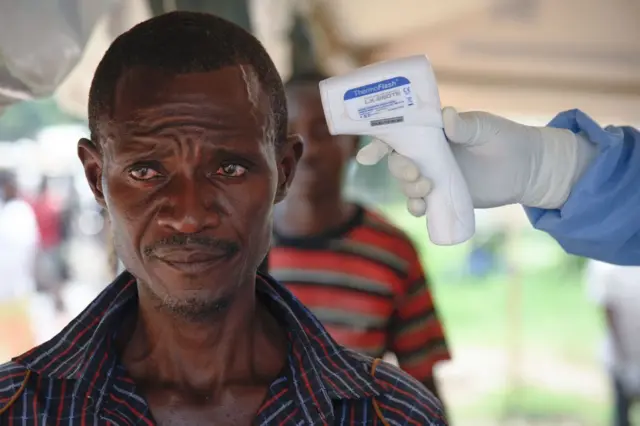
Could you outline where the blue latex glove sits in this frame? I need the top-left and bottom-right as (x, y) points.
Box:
(526, 110), (640, 265)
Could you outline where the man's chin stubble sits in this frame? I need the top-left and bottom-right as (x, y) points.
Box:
(136, 276), (234, 322)
(160, 296), (233, 323)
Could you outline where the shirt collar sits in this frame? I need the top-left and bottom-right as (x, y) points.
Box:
(14, 272), (383, 402)
(257, 272), (383, 400)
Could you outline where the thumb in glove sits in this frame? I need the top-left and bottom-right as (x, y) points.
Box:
(442, 106), (484, 146)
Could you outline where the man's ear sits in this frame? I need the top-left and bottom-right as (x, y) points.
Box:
(274, 133), (303, 203)
(77, 138), (106, 208)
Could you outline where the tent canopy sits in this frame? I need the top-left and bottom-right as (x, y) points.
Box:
(53, 0), (640, 125)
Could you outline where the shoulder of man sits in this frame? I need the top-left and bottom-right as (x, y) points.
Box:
(360, 207), (411, 240)
(0, 361), (31, 413)
(360, 206), (424, 263)
(0, 199), (38, 229)
(347, 350), (448, 425)
(4, 199), (35, 215)
(363, 207), (414, 248)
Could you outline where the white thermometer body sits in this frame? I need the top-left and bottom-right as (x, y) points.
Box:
(319, 55), (475, 245)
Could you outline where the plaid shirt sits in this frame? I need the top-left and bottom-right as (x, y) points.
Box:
(0, 272), (447, 425)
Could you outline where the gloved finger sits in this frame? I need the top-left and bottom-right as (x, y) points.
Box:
(388, 151), (420, 182)
(407, 198), (427, 217)
(442, 106), (481, 146)
(356, 138), (392, 166)
(400, 178), (432, 199)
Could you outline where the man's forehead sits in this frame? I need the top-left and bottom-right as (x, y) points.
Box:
(110, 65), (270, 122)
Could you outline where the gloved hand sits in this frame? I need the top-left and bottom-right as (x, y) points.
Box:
(357, 107), (598, 217)
(359, 141), (434, 214)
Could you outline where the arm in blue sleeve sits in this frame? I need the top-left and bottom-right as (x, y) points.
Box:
(524, 109), (640, 265)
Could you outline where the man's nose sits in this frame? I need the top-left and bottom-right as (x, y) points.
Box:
(156, 176), (220, 234)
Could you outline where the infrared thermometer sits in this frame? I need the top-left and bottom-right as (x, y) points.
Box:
(319, 55), (475, 245)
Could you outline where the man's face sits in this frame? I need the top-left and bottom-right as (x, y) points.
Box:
(286, 85), (357, 197)
(78, 66), (300, 319)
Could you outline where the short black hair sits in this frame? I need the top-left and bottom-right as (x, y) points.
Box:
(88, 11), (287, 147)
(284, 71), (330, 91)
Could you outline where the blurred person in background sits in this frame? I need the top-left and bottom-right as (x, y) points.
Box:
(0, 169), (39, 359)
(30, 176), (67, 314)
(586, 260), (640, 426)
(270, 72), (450, 402)
(58, 180), (80, 254)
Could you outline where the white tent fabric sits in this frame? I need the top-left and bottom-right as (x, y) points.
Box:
(0, 0), (119, 108)
(54, 0), (152, 118)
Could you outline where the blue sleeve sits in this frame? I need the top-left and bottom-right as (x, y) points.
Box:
(524, 109), (640, 265)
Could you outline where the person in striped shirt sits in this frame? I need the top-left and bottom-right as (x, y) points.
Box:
(0, 11), (447, 425)
(270, 72), (451, 401)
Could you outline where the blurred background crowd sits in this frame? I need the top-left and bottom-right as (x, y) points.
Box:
(1, 0), (640, 425)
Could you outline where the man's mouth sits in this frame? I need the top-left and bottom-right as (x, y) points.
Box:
(154, 249), (230, 274)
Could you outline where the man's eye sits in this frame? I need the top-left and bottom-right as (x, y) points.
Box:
(129, 167), (161, 181)
(216, 164), (247, 177)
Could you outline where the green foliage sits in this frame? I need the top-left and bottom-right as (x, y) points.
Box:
(461, 385), (609, 425)
(380, 203), (607, 424)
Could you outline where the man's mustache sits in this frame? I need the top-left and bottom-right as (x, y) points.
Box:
(143, 234), (240, 257)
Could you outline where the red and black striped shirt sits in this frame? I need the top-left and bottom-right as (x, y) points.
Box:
(270, 205), (450, 385)
(0, 271), (447, 425)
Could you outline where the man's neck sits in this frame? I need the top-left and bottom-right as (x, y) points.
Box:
(119, 280), (287, 395)
(274, 191), (355, 238)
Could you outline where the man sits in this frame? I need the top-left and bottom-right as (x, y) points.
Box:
(0, 12), (447, 425)
(270, 72), (450, 399)
(359, 109), (639, 265)
(0, 169), (39, 358)
(586, 260), (640, 426)
(30, 176), (67, 313)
